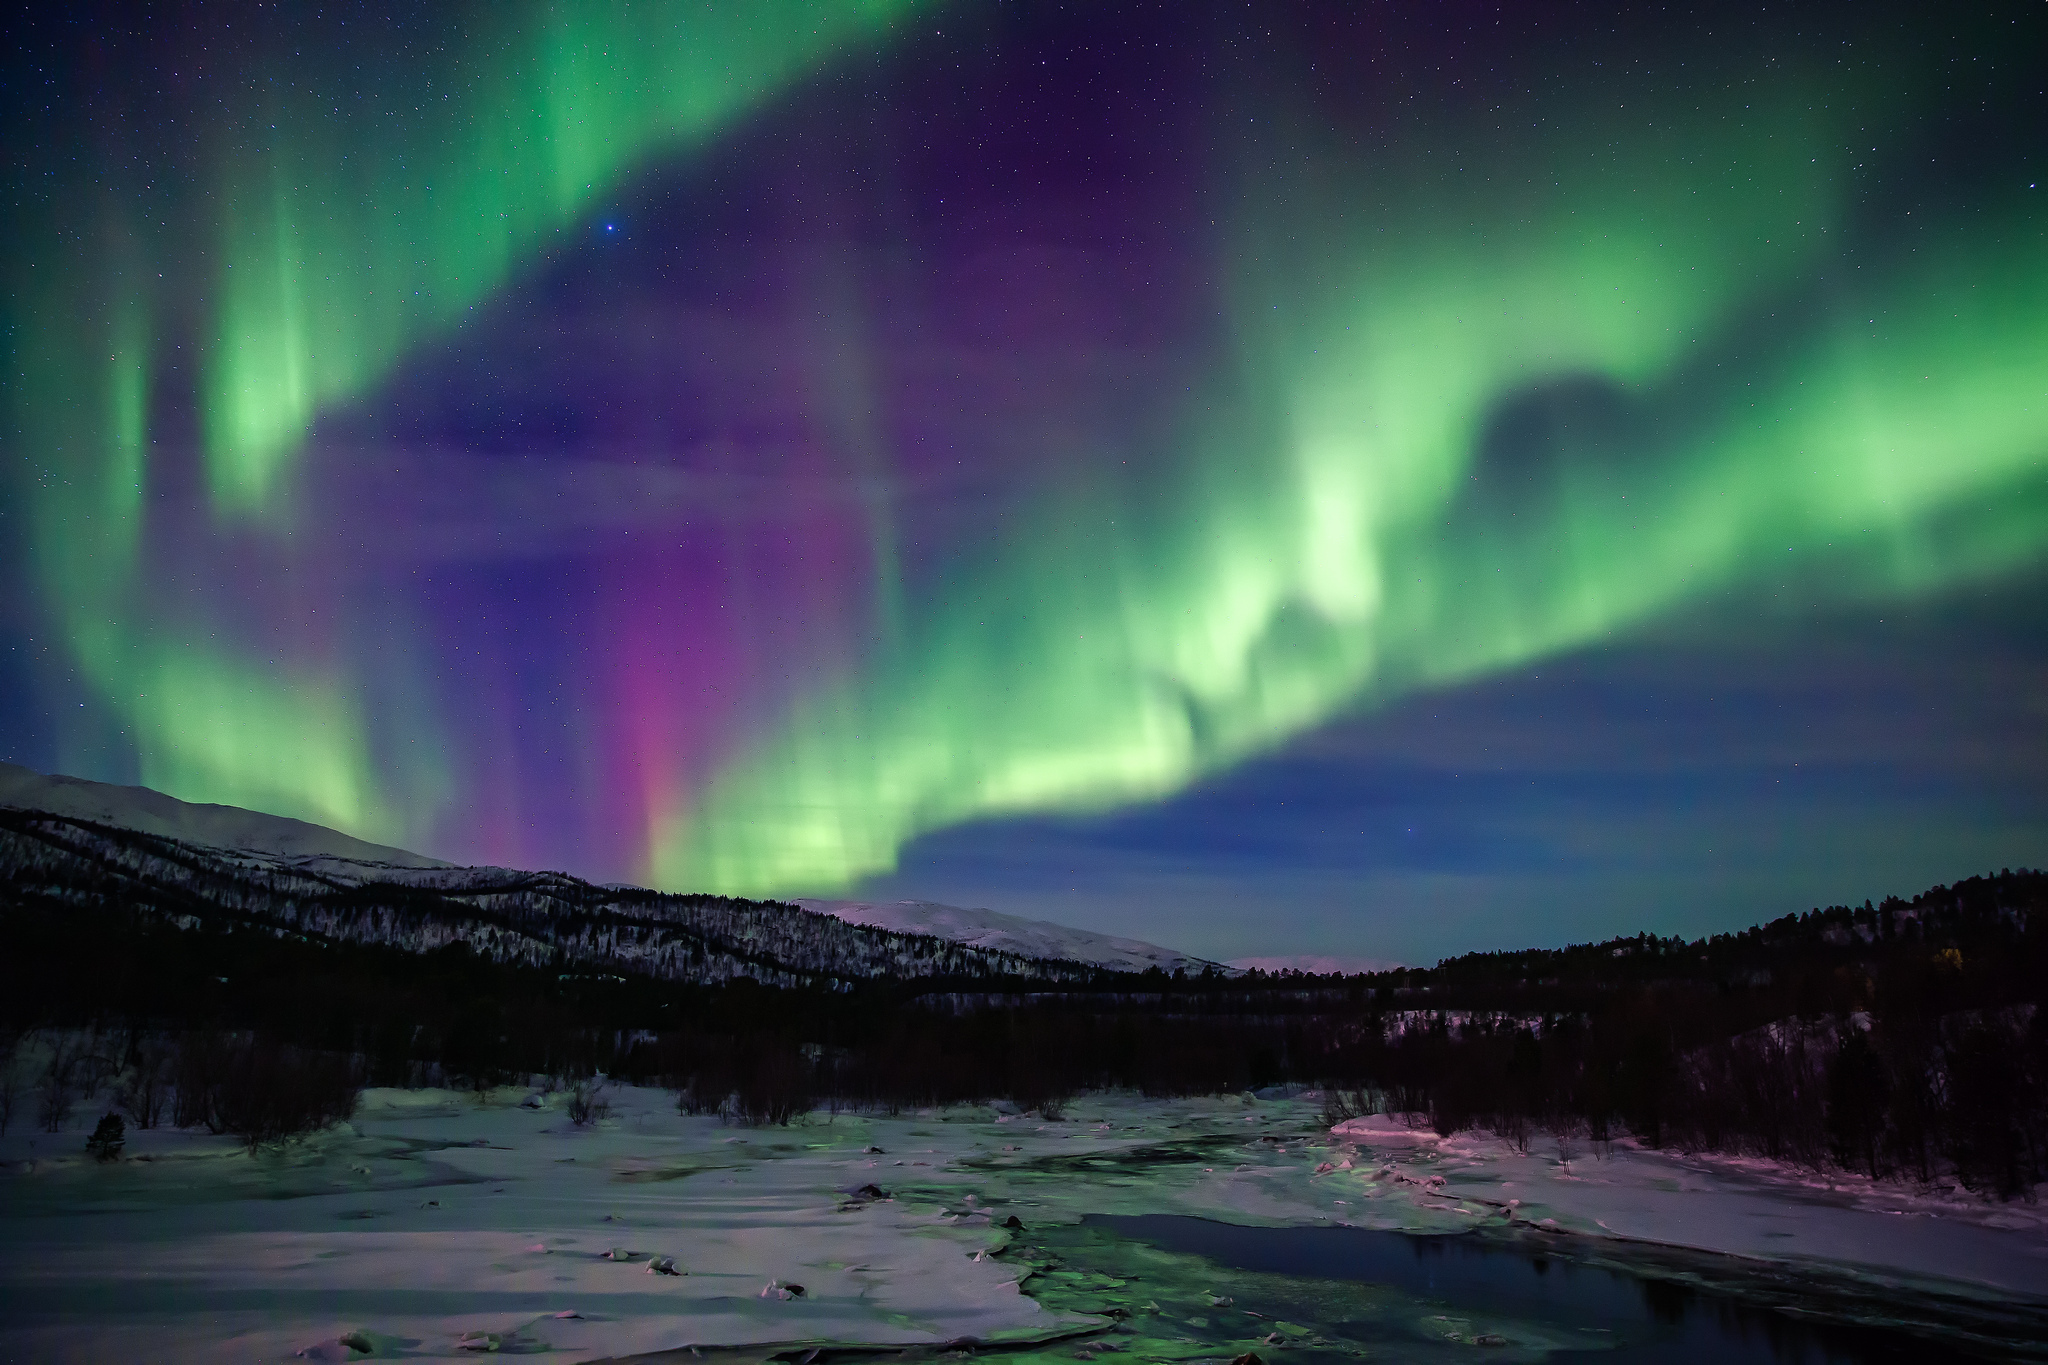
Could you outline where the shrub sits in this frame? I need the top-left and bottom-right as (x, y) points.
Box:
(172, 1033), (361, 1148)
(566, 1080), (611, 1127)
(85, 1113), (125, 1161)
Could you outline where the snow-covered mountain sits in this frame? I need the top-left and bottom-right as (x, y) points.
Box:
(0, 763), (1221, 982)
(0, 762), (447, 869)
(797, 898), (1219, 975)
(0, 807), (1115, 988)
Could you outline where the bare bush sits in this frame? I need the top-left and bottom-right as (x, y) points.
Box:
(0, 1046), (21, 1137)
(1319, 1083), (1384, 1127)
(118, 1044), (174, 1130)
(38, 1039), (78, 1133)
(1551, 1115), (1585, 1170)
(170, 1033), (361, 1148)
(566, 1080), (611, 1127)
(734, 1048), (811, 1126)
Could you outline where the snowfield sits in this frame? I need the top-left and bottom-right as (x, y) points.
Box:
(4, 1087), (2046, 1361)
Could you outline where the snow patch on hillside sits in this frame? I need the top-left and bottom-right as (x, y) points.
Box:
(797, 898), (1218, 974)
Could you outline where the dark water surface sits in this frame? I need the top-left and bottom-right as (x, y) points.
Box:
(1066, 1214), (2003, 1363)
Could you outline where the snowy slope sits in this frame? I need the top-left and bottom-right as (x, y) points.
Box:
(797, 897), (1219, 974)
(0, 761), (449, 867)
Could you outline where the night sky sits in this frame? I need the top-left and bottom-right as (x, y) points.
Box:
(5, 2), (2045, 964)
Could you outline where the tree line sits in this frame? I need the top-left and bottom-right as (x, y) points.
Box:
(4, 846), (2043, 1198)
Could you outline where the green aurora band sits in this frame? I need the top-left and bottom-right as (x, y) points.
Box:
(14, 1), (926, 837)
(12, 10), (2046, 888)
(654, 59), (2048, 894)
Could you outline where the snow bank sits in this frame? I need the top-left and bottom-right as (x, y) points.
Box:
(1330, 1113), (2048, 1295)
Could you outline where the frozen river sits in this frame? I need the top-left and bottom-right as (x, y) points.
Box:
(3, 1085), (2043, 1361)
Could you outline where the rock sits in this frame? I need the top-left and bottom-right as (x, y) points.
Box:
(862, 1145), (885, 1154)
(1003, 1215), (1024, 1229)
(1475, 1334), (1509, 1346)
(646, 1255), (682, 1276)
(759, 1279), (806, 1299)
(1229, 1354), (1264, 1365)
(455, 1329), (501, 1352)
(1314, 1161), (1336, 1174)
(604, 1247), (634, 1261)
(854, 1183), (887, 1199)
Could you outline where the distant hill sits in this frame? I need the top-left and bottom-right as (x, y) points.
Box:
(0, 762), (447, 870)
(1381, 869), (2048, 992)
(798, 898), (1217, 975)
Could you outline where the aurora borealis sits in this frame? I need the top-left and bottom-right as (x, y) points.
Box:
(6, 3), (2045, 960)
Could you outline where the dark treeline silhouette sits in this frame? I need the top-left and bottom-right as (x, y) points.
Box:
(3, 822), (2043, 1196)
(1324, 870), (2048, 1196)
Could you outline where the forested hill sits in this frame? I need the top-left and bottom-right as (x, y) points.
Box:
(0, 808), (1105, 988)
(1378, 868), (2047, 995)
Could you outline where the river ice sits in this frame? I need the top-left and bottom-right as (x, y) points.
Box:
(3, 1086), (2044, 1360)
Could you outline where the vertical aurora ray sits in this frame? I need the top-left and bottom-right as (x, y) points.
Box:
(205, 0), (929, 511)
(653, 48), (2048, 895)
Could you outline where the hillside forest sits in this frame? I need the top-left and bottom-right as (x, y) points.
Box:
(2, 809), (2044, 1198)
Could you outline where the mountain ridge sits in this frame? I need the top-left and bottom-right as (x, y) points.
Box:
(0, 762), (448, 869)
(0, 763), (1215, 979)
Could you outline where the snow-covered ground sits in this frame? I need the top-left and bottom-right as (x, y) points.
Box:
(4, 1088), (2045, 1361)
(797, 897), (1218, 974)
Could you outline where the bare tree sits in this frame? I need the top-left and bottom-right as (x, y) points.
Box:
(74, 1031), (120, 1107)
(39, 1038), (78, 1134)
(1552, 1115), (1585, 1172)
(118, 1044), (174, 1130)
(0, 1053), (21, 1137)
